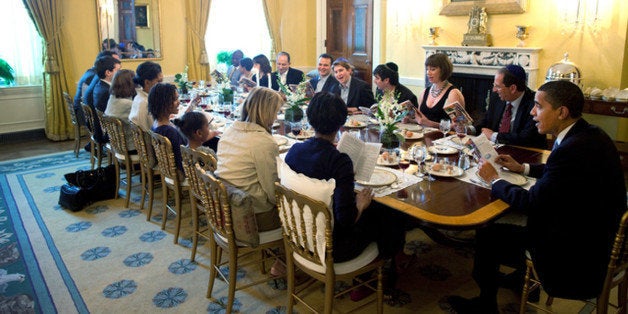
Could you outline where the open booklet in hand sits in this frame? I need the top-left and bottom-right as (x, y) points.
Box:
(444, 101), (473, 124)
(469, 135), (499, 168)
(238, 76), (257, 88)
(337, 132), (382, 182)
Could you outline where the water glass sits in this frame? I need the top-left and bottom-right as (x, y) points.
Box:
(439, 119), (451, 138)
(454, 123), (467, 144)
(412, 145), (426, 178)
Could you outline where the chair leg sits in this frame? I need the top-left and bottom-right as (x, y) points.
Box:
(90, 139), (96, 169)
(286, 252), (295, 314)
(123, 160), (133, 208)
(207, 238), (219, 298)
(97, 144), (103, 168)
(73, 126), (80, 158)
(190, 196), (199, 262)
(139, 167), (147, 211)
(113, 159), (120, 200)
(519, 263), (533, 314)
(324, 280), (334, 314)
(226, 250), (238, 314)
(160, 181), (169, 230)
(377, 266), (383, 314)
(146, 171), (155, 221)
(173, 186), (182, 244)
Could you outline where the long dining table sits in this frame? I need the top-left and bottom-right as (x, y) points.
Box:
(206, 106), (550, 231)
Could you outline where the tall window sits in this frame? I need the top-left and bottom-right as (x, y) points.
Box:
(205, 0), (272, 72)
(0, 0), (43, 86)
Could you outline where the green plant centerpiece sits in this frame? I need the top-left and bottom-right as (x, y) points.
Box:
(0, 58), (15, 86)
(278, 75), (310, 122)
(174, 65), (192, 95)
(211, 69), (233, 103)
(374, 90), (405, 149)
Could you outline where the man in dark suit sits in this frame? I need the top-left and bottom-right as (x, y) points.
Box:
(330, 59), (376, 114)
(73, 50), (120, 127)
(309, 53), (338, 93)
(270, 51), (304, 91)
(471, 64), (546, 149)
(84, 55), (120, 143)
(448, 81), (626, 313)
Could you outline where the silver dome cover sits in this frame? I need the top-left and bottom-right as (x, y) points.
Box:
(545, 53), (582, 85)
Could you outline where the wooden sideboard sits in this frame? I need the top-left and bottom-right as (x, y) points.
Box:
(583, 99), (628, 118)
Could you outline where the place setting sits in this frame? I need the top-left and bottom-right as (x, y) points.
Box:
(286, 121), (314, 140)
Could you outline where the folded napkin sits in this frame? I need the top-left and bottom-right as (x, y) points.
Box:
(458, 166), (536, 190)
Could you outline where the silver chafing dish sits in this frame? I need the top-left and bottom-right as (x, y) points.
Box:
(545, 53), (583, 87)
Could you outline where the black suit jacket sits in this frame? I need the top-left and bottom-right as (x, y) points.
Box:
(93, 79), (111, 112)
(309, 75), (338, 93)
(492, 119), (625, 299)
(330, 77), (376, 108)
(270, 67), (304, 91)
(474, 88), (546, 148)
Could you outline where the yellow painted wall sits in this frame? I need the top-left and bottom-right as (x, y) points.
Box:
(382, 0), (628, 141)
(279, 1), (317, 68)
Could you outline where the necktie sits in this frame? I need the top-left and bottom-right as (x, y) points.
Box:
(498, 103), (513, 133)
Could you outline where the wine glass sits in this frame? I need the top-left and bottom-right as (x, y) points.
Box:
(290, 121), (302, 137)
(454, 123), (467, 144)
(412, 145), (425, 178)
(439, 119), (451, 138)
(398, 150), (410, 181)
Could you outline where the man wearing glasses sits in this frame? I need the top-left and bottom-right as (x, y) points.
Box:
(470, 64), (546, 149)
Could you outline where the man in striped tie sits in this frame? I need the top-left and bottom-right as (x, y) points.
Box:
(449, 80), (626, 314)
(470, 64), (546, 149)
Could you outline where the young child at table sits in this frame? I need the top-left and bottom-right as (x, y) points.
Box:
(173, 111), (220, 155)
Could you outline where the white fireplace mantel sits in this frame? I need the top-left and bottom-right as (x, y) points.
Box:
(422, 45), (542, 86)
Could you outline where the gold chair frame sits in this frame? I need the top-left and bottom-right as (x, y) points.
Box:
(275, 182), (384, 314)
(196, 166), (283, 314)
(63, 92), (85, 157)
(101, 115), (140, 208)
(80, 103), (108, 169)
(149, 131), (189, 244)
(520, 210), (628, 314)
(181, 146), (217, 262)
(129, 121), (161, 220)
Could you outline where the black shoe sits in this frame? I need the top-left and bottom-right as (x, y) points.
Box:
(447, 295), (498, 314)
(84, 142), (92, 153)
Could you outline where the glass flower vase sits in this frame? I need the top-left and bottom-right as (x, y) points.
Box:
(379, 127), (400, 149)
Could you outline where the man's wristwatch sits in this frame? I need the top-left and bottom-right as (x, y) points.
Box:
(490, 178), (501, 186)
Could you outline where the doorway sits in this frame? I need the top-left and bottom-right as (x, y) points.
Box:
(326, 0), (373, 85)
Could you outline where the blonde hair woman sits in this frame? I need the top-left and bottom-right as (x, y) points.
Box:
(215, 87), (283, 231)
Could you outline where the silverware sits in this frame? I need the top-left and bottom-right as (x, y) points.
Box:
(470, 178), (491, 188)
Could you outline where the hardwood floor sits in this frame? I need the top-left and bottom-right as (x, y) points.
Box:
(0, 134), (78, 161)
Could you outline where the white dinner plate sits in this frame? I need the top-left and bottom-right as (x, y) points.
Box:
(425, 162), (464, 177)
(286, 130), (314, 140)
(356, 168), (397, 187)
(273, 135), (288, 146)
(344, 119), (367, 128)
(396, 123), (423, 132)
(376, 154), (399, 166)
(428, 145), (458, 155)
(475, 170), (528, 186)
(277, 114), (285, 121)
(396, 130), (424, 140)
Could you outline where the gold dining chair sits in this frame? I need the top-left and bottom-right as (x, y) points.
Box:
(196, 166), (283, 314)
(129, 121), (161, 220)
(149, 131), (189, 244)
(101, 115), (140, 208)
(520, 210), (628, 314)
(63, 91), (85, 158)
(180, 146), (217, 262)
(275, 182), (385, 314)
(81, 103), (107, 169)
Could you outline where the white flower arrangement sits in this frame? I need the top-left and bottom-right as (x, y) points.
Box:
(277, 74), (311, 107)
(374, 90), (406, 133)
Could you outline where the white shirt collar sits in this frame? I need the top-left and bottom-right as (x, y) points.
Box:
(554, 121), (577, 147)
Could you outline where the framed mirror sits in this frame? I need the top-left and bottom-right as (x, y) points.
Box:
(96, 0), (162, 60)
(440, 0), (527, 16)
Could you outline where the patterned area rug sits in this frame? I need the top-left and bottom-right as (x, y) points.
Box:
(0, 151), (593, 313)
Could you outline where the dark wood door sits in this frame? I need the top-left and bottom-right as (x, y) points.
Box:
(326, 0), (373, 85)
(118, 0), (136, 44)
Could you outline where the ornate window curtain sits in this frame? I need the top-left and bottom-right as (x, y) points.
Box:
(204, 0), (271, 72)
(262, 0), (283, 63)
(185, 0), (211, 82)
(22, 0), (74, 141)
(0, 0), (43, 86)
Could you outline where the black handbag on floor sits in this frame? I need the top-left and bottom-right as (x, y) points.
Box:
(63, 164), (117, 202)
(58, 184), (90, 212)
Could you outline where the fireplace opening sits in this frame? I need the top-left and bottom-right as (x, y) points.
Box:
(448, 72), (495, 123)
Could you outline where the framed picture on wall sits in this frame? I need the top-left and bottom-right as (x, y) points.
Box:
(135, 5), (149, 28)
(440, 0), (527, 16)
